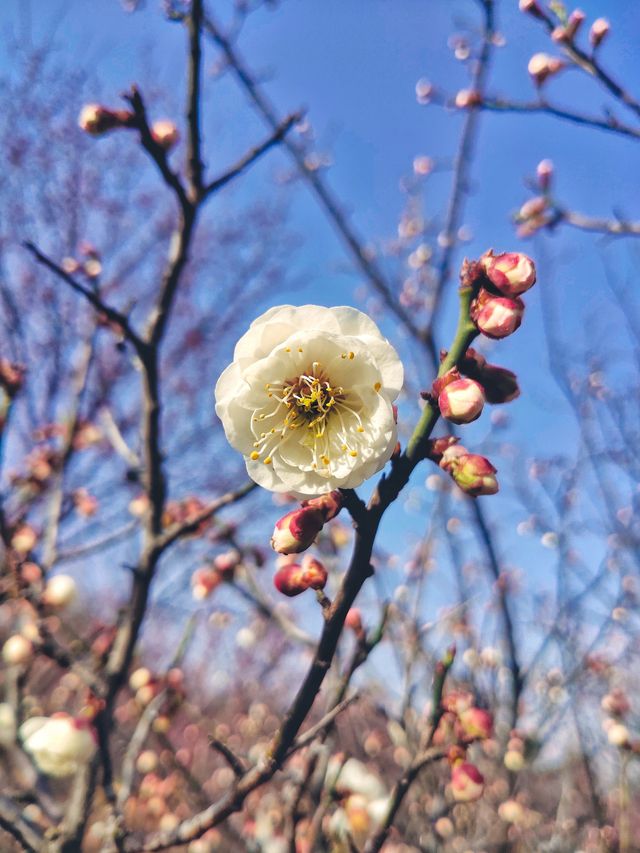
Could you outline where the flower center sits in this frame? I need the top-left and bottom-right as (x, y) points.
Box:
(248, 357), (368, 474)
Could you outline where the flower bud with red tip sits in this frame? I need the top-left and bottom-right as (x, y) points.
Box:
(536, 159), (554, 192)
(271, 506), (325, 555)
(450, 762), (485, 802)
(301, 490), (343, 522)
(456, 707), (494, 742)
(78, 104), (134, 136)
(471, 289), (524, 339)
(552, 9), (585, 43)
(345, 608), (364, 636)
(519, 0), (545, 18)
(590, 18), (610, 49)
(458, 349), (520, 405)
(481, 251), (536, 297)
(437, 375), (485, 425)
(273, 554), (328, 597)
(440, 447), (498, 497)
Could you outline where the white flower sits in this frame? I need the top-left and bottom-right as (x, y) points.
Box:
(215, 305), (403, 496)
(20, 713), (96, 777)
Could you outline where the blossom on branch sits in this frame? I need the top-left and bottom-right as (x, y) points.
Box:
(19, 713), (96, 778)
(215, 305), (403, 496)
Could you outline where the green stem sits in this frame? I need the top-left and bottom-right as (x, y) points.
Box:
(406, 287), (478, 462)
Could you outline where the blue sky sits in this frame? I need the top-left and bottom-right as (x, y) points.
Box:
(3, 0), (640, 694)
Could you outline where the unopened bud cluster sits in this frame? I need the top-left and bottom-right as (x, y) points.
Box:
(269, 491), (342, 598)
(428, 250), (537, 496)
(271, 491), (342, 555)
(79, 102), (180, 152)
(433, 690), (493, 802)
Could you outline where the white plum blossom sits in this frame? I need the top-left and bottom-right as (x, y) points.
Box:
(215, 305), (403, 496)
(19, 713), (96, 777)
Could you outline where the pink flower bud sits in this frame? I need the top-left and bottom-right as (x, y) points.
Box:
(191, 567), (221, 600)
(518, 195), (548, 222)
(552, 10), (585, 43)
(300, 555), (328, 590)
(450, 762), (484, 802)
(11, 523), (37, 556)
(151, 120), (180, 151)
(212, 549), (241, 579)
(471, 289), (524, 339)
(438, 378), (485, 424)
(455, 89), (481, 109)
(78, 104), (134, 136)
(301, 490), (343, 522)
(590, 18), (610, 49)
(519, 0), (545, 18)
(456, 707), (494, 741)
(528, 53), (565, 86)
(481, 251), (536, 297)
(271, 506), (325, 555)
(536, 158), (554, 191)
(601, 688), (630, 717)
(440, 450), (499, 497)
(345, 608), (364, 635)
(273, 562), (308, 597)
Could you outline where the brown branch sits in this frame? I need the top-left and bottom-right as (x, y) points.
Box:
(473, 95), (640, 141)
(203, 111), (303, 197)
(532, 4), (640, 121)
(364, 647), (455, 852)
(422, 0), (495, 358)
(22, 242), (144, 353)
(124, 87), (189, 210)
(0, 794), (44, 852)
(186, 0), (205, 198)
(208, 738), (247, 778)
(155, 481), (257, 552)
(558, 208), (640, 237)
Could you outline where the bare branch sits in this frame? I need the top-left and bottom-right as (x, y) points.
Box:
(23, 242), (144, 353)
(203, 111), (303, 198)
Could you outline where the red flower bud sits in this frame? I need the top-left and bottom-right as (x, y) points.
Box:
(213, 549), (241, 579)
(271, 507), (325, 555)
(458, 349), (520, 405)
(300, 555), (328, 590)
(450, 762), (485, 802)
(456, 707), (493, 742)
(191, 567), (221, 600)
(481, 251), (536, 297)
(273, 563), (307, 596)
(438, 377), (485, 424)
(301, 490), (343, 522)
(273, 555), (327, 597)
(440, 447), (498, 497)
(471, 289), (524, 339)
(590, 18), (610, 49)
(345, 608), (364, 635)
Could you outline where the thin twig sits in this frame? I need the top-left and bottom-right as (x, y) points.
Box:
(203, 111), (303, 198)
